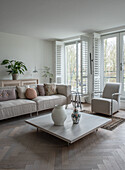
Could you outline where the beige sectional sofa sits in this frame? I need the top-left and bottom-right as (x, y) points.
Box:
(0, 84), (71, 120)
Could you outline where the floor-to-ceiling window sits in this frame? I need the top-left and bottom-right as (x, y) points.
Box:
(65, 39), (88, 94)
(102, 32), (125, 97)
(65, 41), (81, 92)
(103, 36), (117, 84)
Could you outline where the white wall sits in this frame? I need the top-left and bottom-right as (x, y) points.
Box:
(0, 32), (53, 83)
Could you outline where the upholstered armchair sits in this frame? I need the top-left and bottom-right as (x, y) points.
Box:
(91, 83), (121, 116)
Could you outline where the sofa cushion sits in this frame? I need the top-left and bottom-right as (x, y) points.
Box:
(44, 83), (57, 96)
(33, 94), (67, 111)
(28, 84), (39, 96)
(0, 99), (36, 120)
(0, 89), (16, 102)
(37, 85), (45, 96)
(16, 86), (27, 99)
(25, 88), (37, 99)
(0, 86), (18, 98)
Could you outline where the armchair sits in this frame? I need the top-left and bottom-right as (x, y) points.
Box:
(91, 83), (121, 116)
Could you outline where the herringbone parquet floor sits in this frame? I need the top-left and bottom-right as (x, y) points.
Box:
(0, 104), (125, 170)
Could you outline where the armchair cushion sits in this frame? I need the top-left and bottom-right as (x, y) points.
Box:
(92, 98), (119, 115)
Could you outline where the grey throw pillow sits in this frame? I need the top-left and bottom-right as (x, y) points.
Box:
(0, 89), (17, 102)
(37, 85), (45, 96)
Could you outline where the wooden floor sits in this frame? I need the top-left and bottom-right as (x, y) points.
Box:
(0, 104), (125, 170)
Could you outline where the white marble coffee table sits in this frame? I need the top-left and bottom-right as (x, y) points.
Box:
(25, 110), (111, 145)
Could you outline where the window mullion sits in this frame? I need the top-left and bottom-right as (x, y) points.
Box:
(76, 41), (78, 92)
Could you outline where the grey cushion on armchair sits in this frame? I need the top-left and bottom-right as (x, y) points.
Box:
(91, 83), (121, 115)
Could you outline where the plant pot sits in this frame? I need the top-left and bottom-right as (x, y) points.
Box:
(12, 74), (19, 80)
(51, 105), (67, 125)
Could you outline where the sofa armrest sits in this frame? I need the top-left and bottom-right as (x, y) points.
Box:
(56, 84), (71, 104)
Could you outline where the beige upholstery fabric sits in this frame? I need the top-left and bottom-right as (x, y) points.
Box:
(16, 86), (27, 99)
(33, 95), (67, 111)
(103, 83), (121, 102)
(56, 84), (71, 104)
(0, 99), (36, 120)
(0, 84), (71, 120)
(91, 83), (121, 115)
(92, 98), (119, 115)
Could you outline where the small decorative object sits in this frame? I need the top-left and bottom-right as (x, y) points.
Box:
(1, 59), (27, 80)
(42, 66), (53, 83)
(51, 105), (67, 125)
(71, 107), (81, 124)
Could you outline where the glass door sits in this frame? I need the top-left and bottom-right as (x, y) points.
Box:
(102, 32), (125, 97)
(65, 39), (88, 94)
(102, 34), (119, 86)
(65, 41), (82, 92)
(65, 42), (77, 91)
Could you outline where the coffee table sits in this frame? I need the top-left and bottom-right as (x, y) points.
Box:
(25, 110), (111, 145)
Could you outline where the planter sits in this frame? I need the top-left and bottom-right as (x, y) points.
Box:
(12, 74), (19, 80)
(51, 105), (67, 125)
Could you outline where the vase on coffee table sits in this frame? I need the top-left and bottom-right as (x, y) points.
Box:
(51, 105), (67, 126)
(71, 107), (81, 124)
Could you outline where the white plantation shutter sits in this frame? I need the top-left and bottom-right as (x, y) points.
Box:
(93, 33), (101, 92)
(55, 41), (64, 84)
(81, 36), (89, 94)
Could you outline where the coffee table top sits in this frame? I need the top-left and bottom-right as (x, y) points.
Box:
(25, 110), (111, 144)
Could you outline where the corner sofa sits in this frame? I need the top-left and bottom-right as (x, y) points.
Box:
(0, 84), (71, 120)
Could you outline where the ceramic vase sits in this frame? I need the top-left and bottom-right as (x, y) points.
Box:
(51, 105), (67, 125)
(71, 107), (81, 124)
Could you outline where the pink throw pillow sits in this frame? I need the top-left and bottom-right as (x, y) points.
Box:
(25, 88), (37, 99)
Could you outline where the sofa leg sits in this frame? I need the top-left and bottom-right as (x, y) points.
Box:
(30, 113), (32, 117)
(37, 111), (39, 116)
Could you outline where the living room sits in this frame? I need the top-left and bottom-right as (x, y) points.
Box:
(0, 0), (125, 170)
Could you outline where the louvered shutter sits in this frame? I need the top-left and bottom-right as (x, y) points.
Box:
(93, 33), (101, 92)
(55, 41), (64, 84)
(81, 36), (89, 94)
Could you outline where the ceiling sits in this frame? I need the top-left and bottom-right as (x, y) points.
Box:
(0, 0), (125, 40)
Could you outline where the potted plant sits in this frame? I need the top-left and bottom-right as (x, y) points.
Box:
(42, 66), (53, 83)
(1, 59), (27, 80)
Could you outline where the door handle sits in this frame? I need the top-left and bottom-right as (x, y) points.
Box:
(120, 63), (123, 71)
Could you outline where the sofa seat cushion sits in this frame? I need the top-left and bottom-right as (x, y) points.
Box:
(92, 98), (119, 115)
(33, 95), (67, 111)
(0, 99), (36, 120)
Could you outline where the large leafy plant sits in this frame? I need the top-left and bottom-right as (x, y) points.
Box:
(42, 66), (53, 79)
(1, 59), (27, 75)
